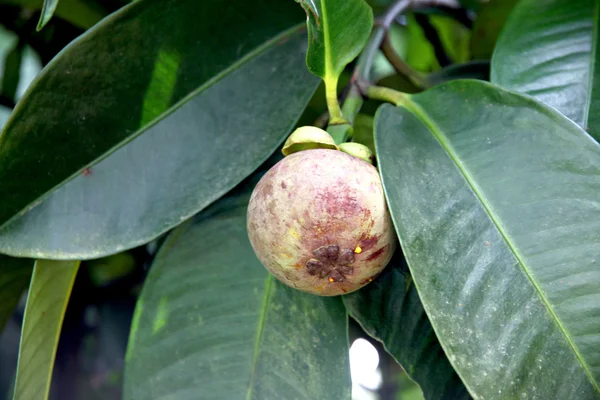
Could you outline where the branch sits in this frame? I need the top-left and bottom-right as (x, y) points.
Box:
(381, 34), (430, 89)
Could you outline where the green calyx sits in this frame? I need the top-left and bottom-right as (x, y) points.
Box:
(338, 142), (374, 164)
(282, 126), (339, 156)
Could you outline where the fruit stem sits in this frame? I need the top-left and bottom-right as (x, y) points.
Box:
(327, 0), (412, 143)
(325, 75), (346, 125)
(362, 84), (412, 107)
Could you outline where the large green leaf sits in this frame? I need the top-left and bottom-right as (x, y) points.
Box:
(0, 255), (33, 332)
(375, 80), (600, 399)
(0, 0), (319, 259)
(343, 251), (471, 400)
(491, 0), (599, 139)
(296, 0), (372, 122)
(13, 259), (80, 400)
(124, 183), (351, 400)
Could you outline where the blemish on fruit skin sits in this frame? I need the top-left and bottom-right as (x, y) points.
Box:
(358, 234), (379, 251)
(281, 181), (287, 189)
(366, 245), (388, 262)
(263, 183), (274, 197)
(360, 274), (379, 285)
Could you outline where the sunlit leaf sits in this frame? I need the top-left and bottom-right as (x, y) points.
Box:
(13, 260), (80, 400)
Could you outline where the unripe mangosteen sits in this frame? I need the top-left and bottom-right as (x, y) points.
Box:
(247, 148), (396, 296)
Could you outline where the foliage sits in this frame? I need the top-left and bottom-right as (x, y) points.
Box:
(0, 0), (599, 399)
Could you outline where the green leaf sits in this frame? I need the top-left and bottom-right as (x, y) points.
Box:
(297, 0), (373, 122)
(124, 183), (351, 400)
(0, 41), (23, 103)
(491, 0), (599, 139)
(0, 0), (106, 30)
(0, 25), (42, 102)
(0, 255), (33, 332)
(375, 80), (600, 399)
(406, 13), (439, 72)
(0, 0), (319, 259)
(429, 14), (471, 64)
(37, 0), (60, 31)
(470, 0), (519, 59)
(13, 259), (80, 400)
(343, 252), (471, 400)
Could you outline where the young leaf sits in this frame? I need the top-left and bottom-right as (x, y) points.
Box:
(0, 0), (105, 30)
(13, 260), (80, 400)
(124, 185), (351, 400)
(406, 13), (439, 72)
(0, 255), (33, 332)
(37, 0), (60, 31)
(492, 0), (599, 140)
(0, 0), (319, 259)
(0, 41), (23, 104)
(470, 0), (519, 59)
(297, 0), (373, 122)
(343, 251), (471, 400)
(376, 80), (600, 399)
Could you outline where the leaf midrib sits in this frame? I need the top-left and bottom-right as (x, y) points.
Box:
(0, 23), (305, 232)
(246, 274), (273, 400)
(400, 98), (600, 393)
(321, 0), (336, 82)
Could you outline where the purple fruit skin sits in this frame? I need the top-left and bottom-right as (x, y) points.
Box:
(247, 149), (396, 296)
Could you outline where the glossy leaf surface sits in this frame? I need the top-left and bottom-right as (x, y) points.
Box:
(0, 255), (32, 331)
(376, 80), (600, 399)
(13, 260), (80, 400)
(0, 0), (318, 259)
(344, 251), (471, 400)
(492, 0), (599, 139)
(124, 186), (350, 400)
